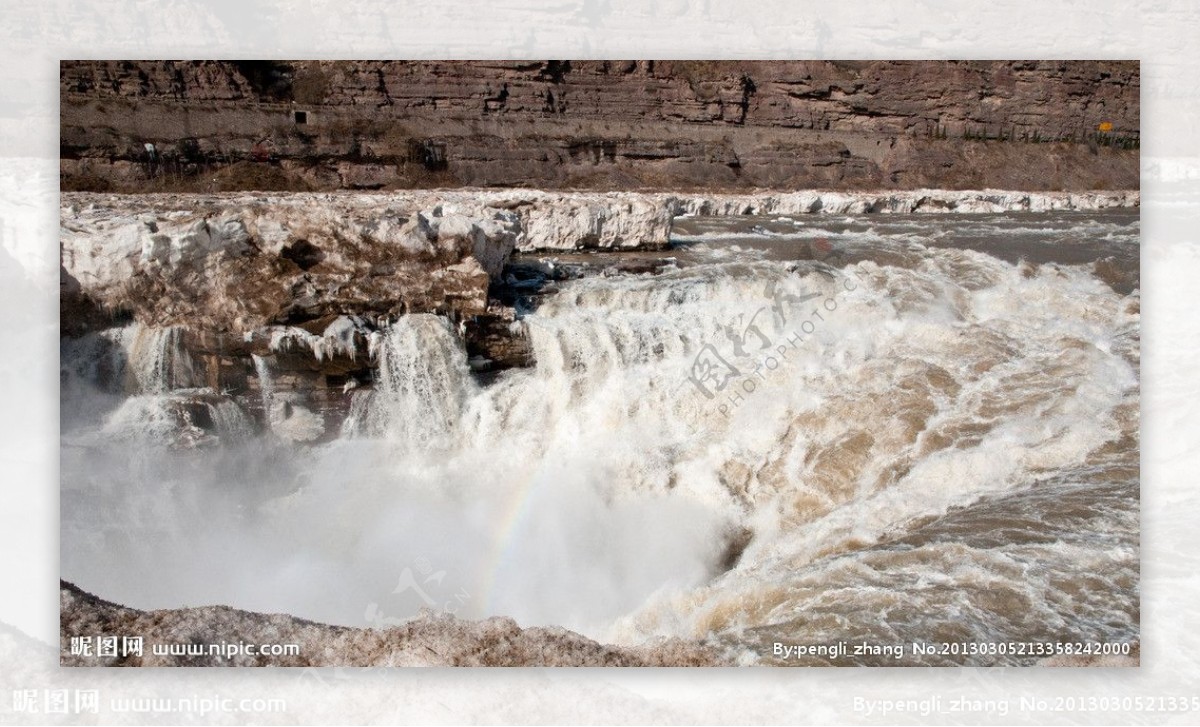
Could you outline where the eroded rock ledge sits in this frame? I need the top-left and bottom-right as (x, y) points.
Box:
(62, 189), (1139, 330)
(60, 189), (678, 325)
(60, 581), (722, 667)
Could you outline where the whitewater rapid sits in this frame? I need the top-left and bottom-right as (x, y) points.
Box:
(60, 209), (1139, 665)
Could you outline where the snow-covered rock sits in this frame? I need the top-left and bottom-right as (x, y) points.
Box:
(662, 189), (1139, 217)
(484, 190), (674, 251)
(60, 187), (1138, 335)
(60, 193), (523, 332)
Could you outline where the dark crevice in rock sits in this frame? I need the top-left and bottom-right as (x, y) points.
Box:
(280, 239), (326, 271)
(538, 60), (571, 84)
(719, 527), (754, 572)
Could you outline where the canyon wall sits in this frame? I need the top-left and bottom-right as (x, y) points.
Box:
(60, 60), (1139, 193)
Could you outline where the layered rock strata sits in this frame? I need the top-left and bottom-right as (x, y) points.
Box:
(61, 60), (1140, 193)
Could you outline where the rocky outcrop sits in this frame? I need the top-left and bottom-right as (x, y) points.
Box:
(59, 190), (671, 443)
(60, 581), (723, 667)
(62, 192), (672, 308)
(60, 60), (1140, 193)
(60, 192), (521, 332)
(490, 191), (673, 251)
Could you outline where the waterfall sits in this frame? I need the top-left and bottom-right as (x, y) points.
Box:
(362, 314), (476, 450)
(209, 398), (255, 441)
(63, 322), (259, 446)
(251, 354), (274, 428)
(120, 324), (199, 394)
(340, 389), (374, 437)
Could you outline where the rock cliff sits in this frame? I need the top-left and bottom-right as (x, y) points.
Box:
(60, 60), (1139, 193)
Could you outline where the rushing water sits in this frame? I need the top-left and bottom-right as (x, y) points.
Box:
(60, 210), (1139, 665)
